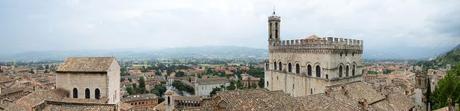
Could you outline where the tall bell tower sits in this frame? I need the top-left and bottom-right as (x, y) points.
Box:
(268, 11), (281, 46)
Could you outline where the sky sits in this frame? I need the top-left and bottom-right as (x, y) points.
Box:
(0, 0), (459, 59)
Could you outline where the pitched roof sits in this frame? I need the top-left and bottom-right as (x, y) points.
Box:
(42, 101), (117, 111)
(57, 57), (116, 73)
(122, 94), (158, 102)
(201, 82), (414, 111)
(196, 77), (230, 85)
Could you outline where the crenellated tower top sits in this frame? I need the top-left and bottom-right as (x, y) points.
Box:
(267, 12), (363, 54)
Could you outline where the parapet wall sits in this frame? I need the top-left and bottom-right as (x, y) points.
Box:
(270, 37), (363, 52)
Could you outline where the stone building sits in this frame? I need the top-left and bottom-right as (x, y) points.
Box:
(194, 77), (230, 97)
(241, 74), (260, 88)
(121, 94), (158, 110)
(264, 11), (364, 97)
(161, 89), (204, 111)
(56, 57), (120, 104)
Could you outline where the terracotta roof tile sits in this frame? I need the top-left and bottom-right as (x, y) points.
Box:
(57, 57), (116, 73)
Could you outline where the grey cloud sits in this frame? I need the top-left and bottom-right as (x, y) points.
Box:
(0, 0), (459, 59)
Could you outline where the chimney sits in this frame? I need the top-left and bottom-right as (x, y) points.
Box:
(325, 88), (332, 96)
(359, 99), (368, 111)
(341, 86), (349, 97)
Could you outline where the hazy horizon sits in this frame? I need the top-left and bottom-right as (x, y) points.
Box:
(1, 0), (459, 59)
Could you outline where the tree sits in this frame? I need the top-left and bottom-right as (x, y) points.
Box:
(236, 80), (243, 89)
(138, 77), (146, 93)
(431, 62), (460, 110)
(172, 80), (194, 94)
(383, 69), (393, 74)
(151, 85), (167, 97)
(367, 70), (378, 74)
(258, 78), (265, 88)
(210, 87), (222, 97)
(121, 66), (128, 76)
(126, 85), (135, 95)
(155, 69), (161, 75)
(226, 81), (236, 90)
(175, 71), (185, 77)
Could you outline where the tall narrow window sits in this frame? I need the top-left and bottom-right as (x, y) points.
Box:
(307, 65), (312, 76)
(168, 97), (171, 105)
(316, 66), (321, 77)
(274, 62), (277, 70)
(352, 65), (356, 76)
(339, 65), (343, 77)
(85, 88), (90, 99)
(296, 64), (300, 74)
(95, 88), (100, 99)
(265, 63), (269, 70)
(269, 23), (273, 39)
(288, 63), (292, 72)
(73, 88), (78, 98)
(279, 62), (282, 71)
(275, 23), (278, 39)
(346, 65), (349, 77)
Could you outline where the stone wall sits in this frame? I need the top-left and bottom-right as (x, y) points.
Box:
(55, 60), (120, 104)
(107, 60), (121, 104)
(56, 73), (108, 100)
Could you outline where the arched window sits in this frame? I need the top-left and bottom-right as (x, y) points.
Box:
(316, 66), (321, 77)
(288, 63), (292, 72)
(352, 65), (356, 76)
(295, 64), (300, 74)
(346, 65), (349, 77)
(274, 62), (277, 70)
(279, 62), (282, 71)
(339, 65), (343, 77)
(73, 88), (78, 98)
(95, 88), (100, 99)
(85, 88), (90, 99)
(307, 65), (312, 76)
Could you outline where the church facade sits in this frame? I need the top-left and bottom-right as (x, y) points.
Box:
(264, 12), (364, 97)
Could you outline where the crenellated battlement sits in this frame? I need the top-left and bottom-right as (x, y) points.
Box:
(269, 36), (363, 53)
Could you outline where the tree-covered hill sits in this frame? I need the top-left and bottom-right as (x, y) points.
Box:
(432, 44), (460, 66)
(417, 44), (460, 69)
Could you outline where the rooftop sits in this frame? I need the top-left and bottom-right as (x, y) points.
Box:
(56, 57), (116, 73)
(122, 94), (158, 102)
(196, 77), (230, 85)
(201, 82), (414, 111)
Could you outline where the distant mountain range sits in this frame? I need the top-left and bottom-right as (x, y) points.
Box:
(0, 46), (268, 62)
(0, 45), (456, 62)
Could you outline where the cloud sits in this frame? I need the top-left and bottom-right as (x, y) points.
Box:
(0, 0), (459, 59)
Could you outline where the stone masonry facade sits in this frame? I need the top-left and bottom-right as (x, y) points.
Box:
(264, 12), (364, 97)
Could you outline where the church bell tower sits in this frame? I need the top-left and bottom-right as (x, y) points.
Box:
(268, 11), (281, 46)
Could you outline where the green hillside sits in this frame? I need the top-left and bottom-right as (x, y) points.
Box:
(417, 44), (460, 69)
(433, 44), (460, 66)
